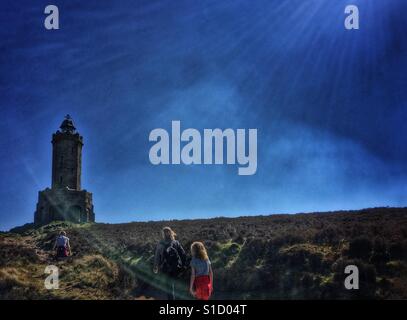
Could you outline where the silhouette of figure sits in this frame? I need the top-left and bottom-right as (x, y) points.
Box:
(153, 227), (186, 300)
(53, 230), (71, 258)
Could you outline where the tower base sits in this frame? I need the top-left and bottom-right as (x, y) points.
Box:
(34, 187), (95, 225)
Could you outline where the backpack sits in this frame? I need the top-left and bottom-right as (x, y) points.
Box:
(56, 235), (68, 247)
(162, 241), (183, 275)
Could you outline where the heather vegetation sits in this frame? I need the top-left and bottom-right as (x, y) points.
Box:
(1, 207), (406, 299)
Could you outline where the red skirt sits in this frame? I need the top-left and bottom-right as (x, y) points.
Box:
(57, 246), (68, 257)
(194, 275), (212, 300)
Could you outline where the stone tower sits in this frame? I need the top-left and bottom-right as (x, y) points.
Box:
(34, 115), (95, 225)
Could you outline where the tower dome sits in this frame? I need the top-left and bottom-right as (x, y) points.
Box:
(60, 114), (76, 134)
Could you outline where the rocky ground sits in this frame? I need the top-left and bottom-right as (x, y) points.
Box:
(1, 207), (407, 299)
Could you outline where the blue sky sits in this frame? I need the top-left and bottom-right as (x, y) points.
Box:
(1, 0), (407, 230)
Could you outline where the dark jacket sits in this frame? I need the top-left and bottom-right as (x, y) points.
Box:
(154, 240), (187, 273)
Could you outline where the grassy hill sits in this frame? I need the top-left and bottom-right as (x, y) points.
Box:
(1, 207), (407, 300)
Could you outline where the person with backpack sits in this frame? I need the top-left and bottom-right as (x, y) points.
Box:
(189, 241), (213, 300)
(53, 230), (71, 258)
(153, 227), (187, 300)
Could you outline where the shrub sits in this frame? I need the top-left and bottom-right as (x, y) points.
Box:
(272, 234), (305, 247)
(348, 237), (373, 260)
(313, 227), (339, 244)
(389, 240), (407, 261)
(370, 238), (390, 269)
(385, 260), (407, 277)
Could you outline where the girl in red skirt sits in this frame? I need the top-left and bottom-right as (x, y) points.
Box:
(189, 242), (213, 300)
